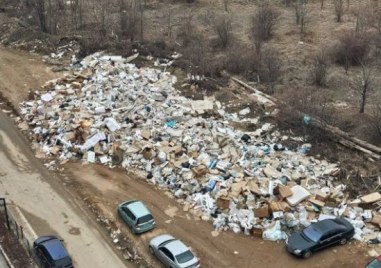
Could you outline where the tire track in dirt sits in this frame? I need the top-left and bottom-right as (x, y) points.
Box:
(66, 163), (370, 268)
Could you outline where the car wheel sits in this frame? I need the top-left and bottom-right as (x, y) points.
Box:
(149, 246), (154, 255)
(339, 238), (347, 245)
(303, 251), (312, 259)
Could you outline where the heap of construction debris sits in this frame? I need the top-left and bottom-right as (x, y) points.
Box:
(17, 52), (381, 242)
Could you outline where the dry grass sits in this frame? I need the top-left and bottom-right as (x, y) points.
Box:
(1, 0), (381, 143)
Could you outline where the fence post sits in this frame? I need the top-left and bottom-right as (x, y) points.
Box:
(20, 225), (24, 239)
(26, 239), (32, 257)
(1, 198), (10, 229)
(15, 222), (19, 239)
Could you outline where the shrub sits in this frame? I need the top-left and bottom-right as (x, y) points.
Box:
(309, 50), (328, 86)
(334, 31), (370, 71)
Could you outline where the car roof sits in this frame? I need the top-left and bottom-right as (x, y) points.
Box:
(314, 219), (344, 233)
(164, 240), (189, 256)
(125, 201), (151, 218)
(42, 238), (69, 261)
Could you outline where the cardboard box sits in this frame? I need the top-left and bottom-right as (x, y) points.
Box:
(361, 192), (381, 204)
(254, 205), (269, 218)
(192, 165), (207, 178)
(141, 129), (151, 140)
(251, 227), (264, 238)
(270, 202), (290, 212)
(316, 191), (329, 202)
(308, 198), (325, 208)
(247, 180), (261, 196)
(371, 214), (381, 227)
(142, 147), (153, 160)
(216, 197), (230, 210)
(274, 185), (293, 199)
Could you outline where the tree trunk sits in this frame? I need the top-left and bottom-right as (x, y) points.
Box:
(360, 90), (366, 113)
(139, 0), (144, 41)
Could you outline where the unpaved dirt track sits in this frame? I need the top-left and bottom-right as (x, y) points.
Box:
(0, 47), (127, 268)
(0, 45), (60, 105)
(67, 163), (371, 268)
(0, 111), (127, 268)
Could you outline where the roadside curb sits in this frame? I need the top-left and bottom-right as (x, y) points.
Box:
(13, 206), (38, 240)
(0, 244), (15, 268)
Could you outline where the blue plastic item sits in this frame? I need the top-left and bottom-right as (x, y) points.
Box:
(165, 119), (176, 128)
(207, 179), (217, 191)
(144, 104), (151, 113)
(303, 115), (311, 125)
(208, 159), (218, 169)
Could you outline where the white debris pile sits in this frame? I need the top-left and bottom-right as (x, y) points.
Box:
(18, 52), (381, 241)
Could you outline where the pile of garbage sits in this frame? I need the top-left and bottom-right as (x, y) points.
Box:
(18, 52), (381, 242)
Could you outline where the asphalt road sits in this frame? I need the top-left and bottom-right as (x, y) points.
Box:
(0, 110), (127, 268)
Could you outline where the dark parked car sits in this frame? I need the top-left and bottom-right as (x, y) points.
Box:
(33, 235), (73, 268)
(366, 256), (381, 268)
(286, 218), (354, 258)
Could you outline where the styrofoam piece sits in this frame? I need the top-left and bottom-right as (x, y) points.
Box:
(87, 151), (95, 163)
(41, 93), (53, 102)
(286, 185), (310, 206)
(104, 118), (120, 132)
(82, 132), (106, 151)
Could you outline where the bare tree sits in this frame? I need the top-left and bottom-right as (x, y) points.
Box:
(119, 0), (128, 37)
(283, 0), (293, 7)
(294, 0), (308, 37)
(260, 48), (282, 93)
(370, 104), (381, 143)
(351, 60), (375, 113)
(334, 0), (344, 23)
(251, 3), (280, 55)
(32, 0), (48, 33)
(320, 0), (324, 9)
(309, 50), (328, 86)
(223, 0), (229, 12)
(213, 14), (232, 48)
(70, 0), (84, 30)
(139, 0), (144, 41)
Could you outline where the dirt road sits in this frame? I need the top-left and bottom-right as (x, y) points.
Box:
(65, 163), (372, 268)
(0, 46), (127, 267)
(0, 110), (127, 268)
(0, 46), (60, 105)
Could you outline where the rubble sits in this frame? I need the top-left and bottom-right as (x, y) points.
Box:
(18, 52), (381, 242)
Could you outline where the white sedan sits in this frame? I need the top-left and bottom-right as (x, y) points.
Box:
(149, 234), (200, 268)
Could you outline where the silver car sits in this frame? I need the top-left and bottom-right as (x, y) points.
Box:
(149, 234), (200, 268)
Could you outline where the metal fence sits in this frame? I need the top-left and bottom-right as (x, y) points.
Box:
(0, 198), (34, 258)
(0, 198), (10, 229)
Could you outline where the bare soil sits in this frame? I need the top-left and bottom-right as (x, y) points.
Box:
(61, 162), (375, 268)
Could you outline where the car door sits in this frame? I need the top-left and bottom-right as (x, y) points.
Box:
(123, 207), (135, 227)
(316, 231), (333, 250)
(158, 247), (176, 268)
(37, 246), (52, 268)
(329, 228), (344, 244)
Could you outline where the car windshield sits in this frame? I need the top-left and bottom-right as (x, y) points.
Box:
(367, 259), (381, 268)
(137, 214), (153, 224)
(175, 250), (194, 264)
(303, 225), (322, 243)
